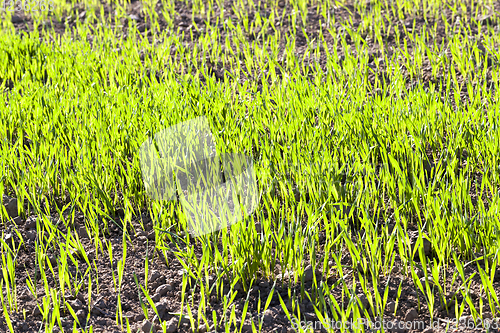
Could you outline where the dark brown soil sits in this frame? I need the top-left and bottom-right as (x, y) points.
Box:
(3, 208), (500, 332)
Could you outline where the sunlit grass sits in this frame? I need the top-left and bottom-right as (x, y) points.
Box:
(1, 0), (500, 332)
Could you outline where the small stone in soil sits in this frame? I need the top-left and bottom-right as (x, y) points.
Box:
(150, 270), (161, 282)
(155, 301), (169, 318)
(198, 323), (207, 333)
(68, 298), (84, 312)
(423, 238), (431, 255)
(75, 309), (87, 324)
(78, 226), (89, 239)
(2, 195), (18, 218)
(242, 322), (253, 332)
(165, 316), (179, 333)
(11, 15), (24, 23)
(25, 216), (37, 230)
(47, 255), (57, 266)
(386, 301), (396, 313)
(303, 264), (316, 282)
(134, 313), (145, 322)
(91, 297), (107, 314)
(32, 306), (41, 316)
(262, 309), (274, 323)
(155, 284), (172, 297)
(415, 268), (424, 278)
(141, 319), (155, 333)
(404, 308), (418, 322)
(357, 294), (370, 309)
(25, 230), (36, 241)
(11, 216), (22, 226)
(420, 276), (436, 285)
(3, 233), (15, 245)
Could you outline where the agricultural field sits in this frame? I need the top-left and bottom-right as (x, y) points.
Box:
(1, 0), (500, 332)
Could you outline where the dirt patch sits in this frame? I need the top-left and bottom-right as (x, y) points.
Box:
(1, 206), (499, 332)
